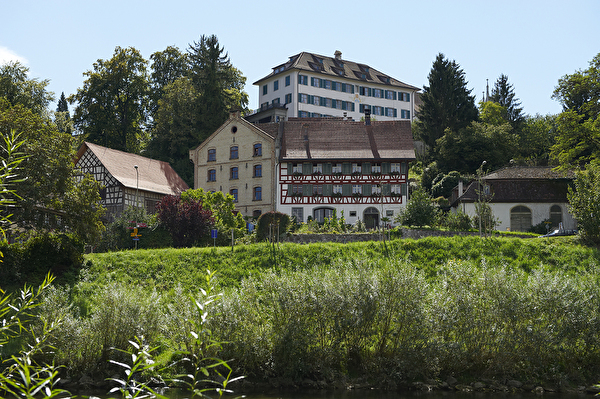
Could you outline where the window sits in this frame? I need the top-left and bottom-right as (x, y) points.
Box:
(299, 111), (309, 118)
(313, 207), (334, 223)
(372, 185), (381, 195)
(385, 107), (397, 117)
(323, 80), (332, 90)
(273, 80), (279, 91)
(332, 81), (340, 91)
(292, 184), (302, 194)
(253, 143), (262, 157)
(230, 146), (238, 159)
(272, 98), (280, 105)
(299, 93), (308, 103)
(352, 184), (362, 194)
(333, 184), (342, 194)
(292, 164), (302, 174)
(352, 163), (362, 174)
(253, 186), (262, 201)
(391, 163), (401, 173)
(399, 92), (411, 102)
(312, 95), (320, 105)
(385, 90), (395, 100)
(285, 75), (290, 86)
(372, 106), (383, 115)
(207, 149), (216, 162)
(349, 211), (357, 217)
(262, 84), (267, 95)
(332, 163), (342, 174)
(285, 93), (292, 104)
(292, 207), (304, 223)
(230, 188), (238, 202)
(230, 167), (238, 180)
(311, 77), (320, 87)
(299, 75), (308, 85)
(253, 164), (262, 177)
(373, 88), (383, 98)
(313, 163), (323, 174)
(391, 184), (401, 194)
(401, 109), (411, 119)
(312, 185), (322, 196)
(260, 102), (268, 110)
(207, 169), (216, 182)
(253, 210), (262, 218)
(371, 164), (381, 174)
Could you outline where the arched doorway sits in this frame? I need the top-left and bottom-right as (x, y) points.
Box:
(363, 207), (379, 229)
(510, 205), (532, 232)
(313, 207), (334, 223)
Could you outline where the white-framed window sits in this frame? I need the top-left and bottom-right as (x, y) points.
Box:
(313, 163), (323, 174)
(371, 164), (381, 174)
(313, 185), (323, 195)
(391, 184), (401, 194)
(352, 184), (362, 194)
(313, 95), (320, 105)
(323, 80), (332, 90)
(299, 93), (308, 103)
(372, 185), (381, 194)
(401, 109), (410, 119)
(352, 163), (361, 174)
(292, 184), (302, 194)
(299, 75), (308, 85)
(333, 184), (342, 194)
(292, 164), (302, 174)
(332, 163), (342, 174)
(372, 88), (383, 98)
(391, 163), (401, 173)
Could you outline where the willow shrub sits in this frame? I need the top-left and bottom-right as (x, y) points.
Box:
(211, 258), (600, 384)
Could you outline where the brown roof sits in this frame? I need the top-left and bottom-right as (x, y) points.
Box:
(279, 118), (415, 161)
(254, 51), (420, 91)
(75, 142), (189, 195)
(455, 167), (573, 204)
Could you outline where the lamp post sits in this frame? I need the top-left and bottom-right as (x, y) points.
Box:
(134, 165), (139, 209)
(477, 160), (487, 237)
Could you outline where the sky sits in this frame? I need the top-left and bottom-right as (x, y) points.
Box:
(1, 0), (599, 117)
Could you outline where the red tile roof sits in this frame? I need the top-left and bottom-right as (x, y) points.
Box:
(75, 142), (189, 195)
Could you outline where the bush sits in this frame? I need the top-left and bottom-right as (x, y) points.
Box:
(529, 218), (553, 235)
(396, 187), (438, 227)
(156, 195), (214, 248)
(256, 211), (290, 241)
(439, 208), (472, 231)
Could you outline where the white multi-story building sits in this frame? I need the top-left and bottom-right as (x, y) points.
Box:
(252, 51), (420, 122)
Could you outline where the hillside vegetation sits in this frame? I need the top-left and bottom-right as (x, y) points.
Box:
(25, 236), (600, 391)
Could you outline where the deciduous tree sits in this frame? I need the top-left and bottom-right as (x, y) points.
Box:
(71, 46), (149, 154)
(156, 194), (214, 247)
(0, 61), (54, 116)
(567, 165), (600, 240)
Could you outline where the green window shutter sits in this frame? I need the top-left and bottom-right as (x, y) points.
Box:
(323, 184), (332, 196)
(298, 93), (302, 102)
(342, 162), (351, 174)
(303, 184), (312, 196)
(394, 108), (397, 118)
(351, 85), (355, 94)
(288, 184), (292, 193)
(303, 163), (312, 175)
(288, 162), (293, 173)
(382, 184), (391, 195)
(393, 91), (397, 100)
(323, 163), (332, 175)
(319, 78), (323, 88)
(351, 103), (355, 111)
(363, 184), (372, 195)
(401, 162), (407, 174)
(406, 93), (410, 101)
(382, 162), (390, 174)
(342, 184), (352, 196)
(363, 162), (370, 174)
(368, 87), (372, 97)
(401, 183), (407, 196)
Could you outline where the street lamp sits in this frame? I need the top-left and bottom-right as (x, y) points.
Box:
(134, 165), (139, 208)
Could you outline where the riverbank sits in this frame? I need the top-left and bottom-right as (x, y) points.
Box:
(13, 236), (600, 395)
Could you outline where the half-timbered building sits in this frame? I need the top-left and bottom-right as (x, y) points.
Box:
(75, 142), (188, 221)
(189, 111), (415, 227)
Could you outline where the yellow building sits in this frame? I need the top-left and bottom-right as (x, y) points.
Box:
(188, 111), (278, 218)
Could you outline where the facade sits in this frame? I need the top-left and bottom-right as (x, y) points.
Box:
(251, 51), (420, 122)
(451, 167), (576, 232)
(190, 112), (415, 226)
(75, 142), (189, 221)
(188, 112), (278, 218)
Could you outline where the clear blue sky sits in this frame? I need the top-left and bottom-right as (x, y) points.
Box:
(1, 0), (598, 116)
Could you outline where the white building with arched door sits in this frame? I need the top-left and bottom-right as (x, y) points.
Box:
(450, 167), (576, 232)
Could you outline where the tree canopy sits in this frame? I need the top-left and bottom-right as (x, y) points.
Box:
(550, 53), (600, 168)
(415, 53), (478, 158)
(490, 74), (524, 131)
(0, 61), (54, 116)
(71, 46), (150, 154)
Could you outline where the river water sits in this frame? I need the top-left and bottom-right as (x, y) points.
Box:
(87, 388), (589, 399)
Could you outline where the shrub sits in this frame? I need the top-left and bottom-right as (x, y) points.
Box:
(529, 218), (553, 235)
(156, 195), (214, 248)
(439, 208), (472, 231)
(256, 211), (290, 241)
(396, 187), (438, 227)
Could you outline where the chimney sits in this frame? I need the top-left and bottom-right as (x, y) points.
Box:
(458, 180), (463, 197)
(364, 107), (371, 126)
(334, 50), (342, 60)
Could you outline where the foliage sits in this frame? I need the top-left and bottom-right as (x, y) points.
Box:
(0, 61), (54, 117)
(95, 205), (171, 252)
(256, 211), (290, 241)
(529, 218), (553, 235)
(430, 170), (465, 198)
(156, 194), (214, 248)
(567, 165), (600, 240)
(0, 232), (84, 288)
(149, 46), (189, 120)
(490, 73), (525, 131)
(551, 52), (600, 167)
(436, 121), (517, 174)
(396, 187), (438, 227)
(438, 208), (472, 231)
(420, 161), (439, 193)
(181, 188), (245, 246)
(53, 92), (72, 135)
(517, 114), (558, 165)
(0, 99), (105, 243)
(71, 46), (150, 154)
(415, 53), (478, 159)
(0, 130), (27, 244)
